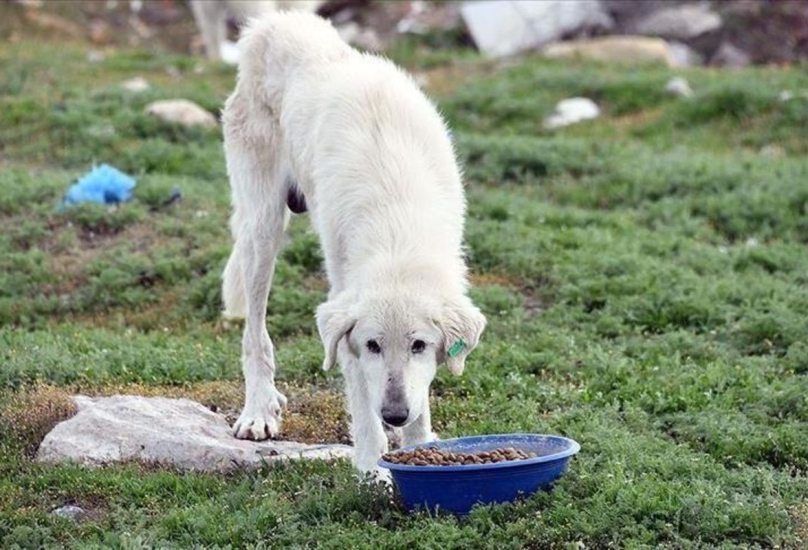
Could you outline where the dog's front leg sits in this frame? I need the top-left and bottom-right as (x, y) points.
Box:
(401, 406), (438, 448)
(343, 366), (388, 475)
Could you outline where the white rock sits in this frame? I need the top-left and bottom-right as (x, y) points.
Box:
(634, 4), (722, 40)
(86, 50), (105, 63)
(144, 99), (217, 128)
(50, 505), (86, 520)
(759, 144), (784, 158)
(665, 77), (693, 98)
(37, 395), (353, 472)
(219, 40), (241, 66)
(542, 36), (676, 66)
(121, 77), (150, 93)
(544, 97), (600, 129)
(779, 90), (808, 102)
(461, 0), (612, 58)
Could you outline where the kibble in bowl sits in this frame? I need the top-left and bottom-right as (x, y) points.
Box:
(378, 433), (580, 515)
(382, 446), (538, 466)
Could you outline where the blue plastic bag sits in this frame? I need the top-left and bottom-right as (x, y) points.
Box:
(64, 164), (137, 206)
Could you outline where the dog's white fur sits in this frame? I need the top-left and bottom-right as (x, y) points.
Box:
(221, 12), (486, 473)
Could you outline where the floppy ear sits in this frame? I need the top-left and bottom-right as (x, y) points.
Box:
(436, 296), (487, 376)
(315, 294), (357, 371)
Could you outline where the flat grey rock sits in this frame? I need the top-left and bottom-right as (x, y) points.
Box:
(37, 395), (352, 472)
(542, 36), (676, 67)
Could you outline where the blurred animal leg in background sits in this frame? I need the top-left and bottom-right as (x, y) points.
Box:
(189, 0), (323, 63)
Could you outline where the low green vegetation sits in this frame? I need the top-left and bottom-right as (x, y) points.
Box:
(2, 29), (808, 549)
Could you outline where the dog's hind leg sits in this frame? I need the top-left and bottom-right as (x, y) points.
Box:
(189, 0), (227, 60)
(223, 94), (289, 441)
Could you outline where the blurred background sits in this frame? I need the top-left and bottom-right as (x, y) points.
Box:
(3, 0), (808, 67)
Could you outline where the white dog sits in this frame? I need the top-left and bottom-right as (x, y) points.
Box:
(189, 0), (322, 63)
(221, 12), (486, 473)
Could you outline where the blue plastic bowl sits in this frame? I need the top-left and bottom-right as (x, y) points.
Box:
(378, 433), (580, 515)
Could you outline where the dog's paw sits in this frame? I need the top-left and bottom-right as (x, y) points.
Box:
(233, 387), (288, 440)
(357, 467), (392, 487)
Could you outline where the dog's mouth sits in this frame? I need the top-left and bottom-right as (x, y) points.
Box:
(383, 419), (410, 429)
(381, 412), (413, 429)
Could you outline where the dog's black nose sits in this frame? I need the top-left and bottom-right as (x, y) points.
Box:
(382, 408), (409, 427)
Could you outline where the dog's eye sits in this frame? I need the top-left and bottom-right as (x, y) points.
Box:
(411, 340), (426, 354)
(366, 339), (382, 354)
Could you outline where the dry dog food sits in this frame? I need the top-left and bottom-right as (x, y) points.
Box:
(382, 446), (538, 466)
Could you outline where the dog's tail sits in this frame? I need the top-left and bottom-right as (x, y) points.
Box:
(233, 11), (352, 112)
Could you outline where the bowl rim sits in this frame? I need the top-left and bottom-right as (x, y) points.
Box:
(377, 433), (581, 473)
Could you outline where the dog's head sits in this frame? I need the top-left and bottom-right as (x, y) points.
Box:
(316, 290), (486, 427)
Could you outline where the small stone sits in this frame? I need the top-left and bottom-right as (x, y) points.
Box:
(759, 145), (785, 158)
(50, 505), (86, 521)
(121, 77), (150, 93)
(544, 97), (600, 129)
(86, 50), (105, 63)
(665, 77), (693, 98)
(219, 40), (240, 66)
(779, 90), (808, 103)
(144, 99), (217, 128)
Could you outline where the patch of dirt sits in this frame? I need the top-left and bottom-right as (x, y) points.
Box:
(790, 502), (808, 548)
(1, 383), (77, 457)
(420, 62), (495, 97)
(300, 273), (328, 293)
(470, 271), (523, 288)
(470, 271), (550, 316)
(611, 106), (667, 131)
(22, 214), (167, 297)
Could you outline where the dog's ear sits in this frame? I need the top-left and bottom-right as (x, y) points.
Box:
(436, 296), (486, 376)
(316, 294), (357, 371)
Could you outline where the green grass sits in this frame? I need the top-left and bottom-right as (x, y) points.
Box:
(2, 28), (808, 549)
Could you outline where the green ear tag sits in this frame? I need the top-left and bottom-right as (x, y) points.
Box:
(447, 340), (467, 358)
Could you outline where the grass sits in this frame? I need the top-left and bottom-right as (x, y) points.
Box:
(2, 19), (808, 549)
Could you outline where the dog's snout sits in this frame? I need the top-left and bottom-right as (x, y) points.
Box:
(381, 407), (410, 427)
